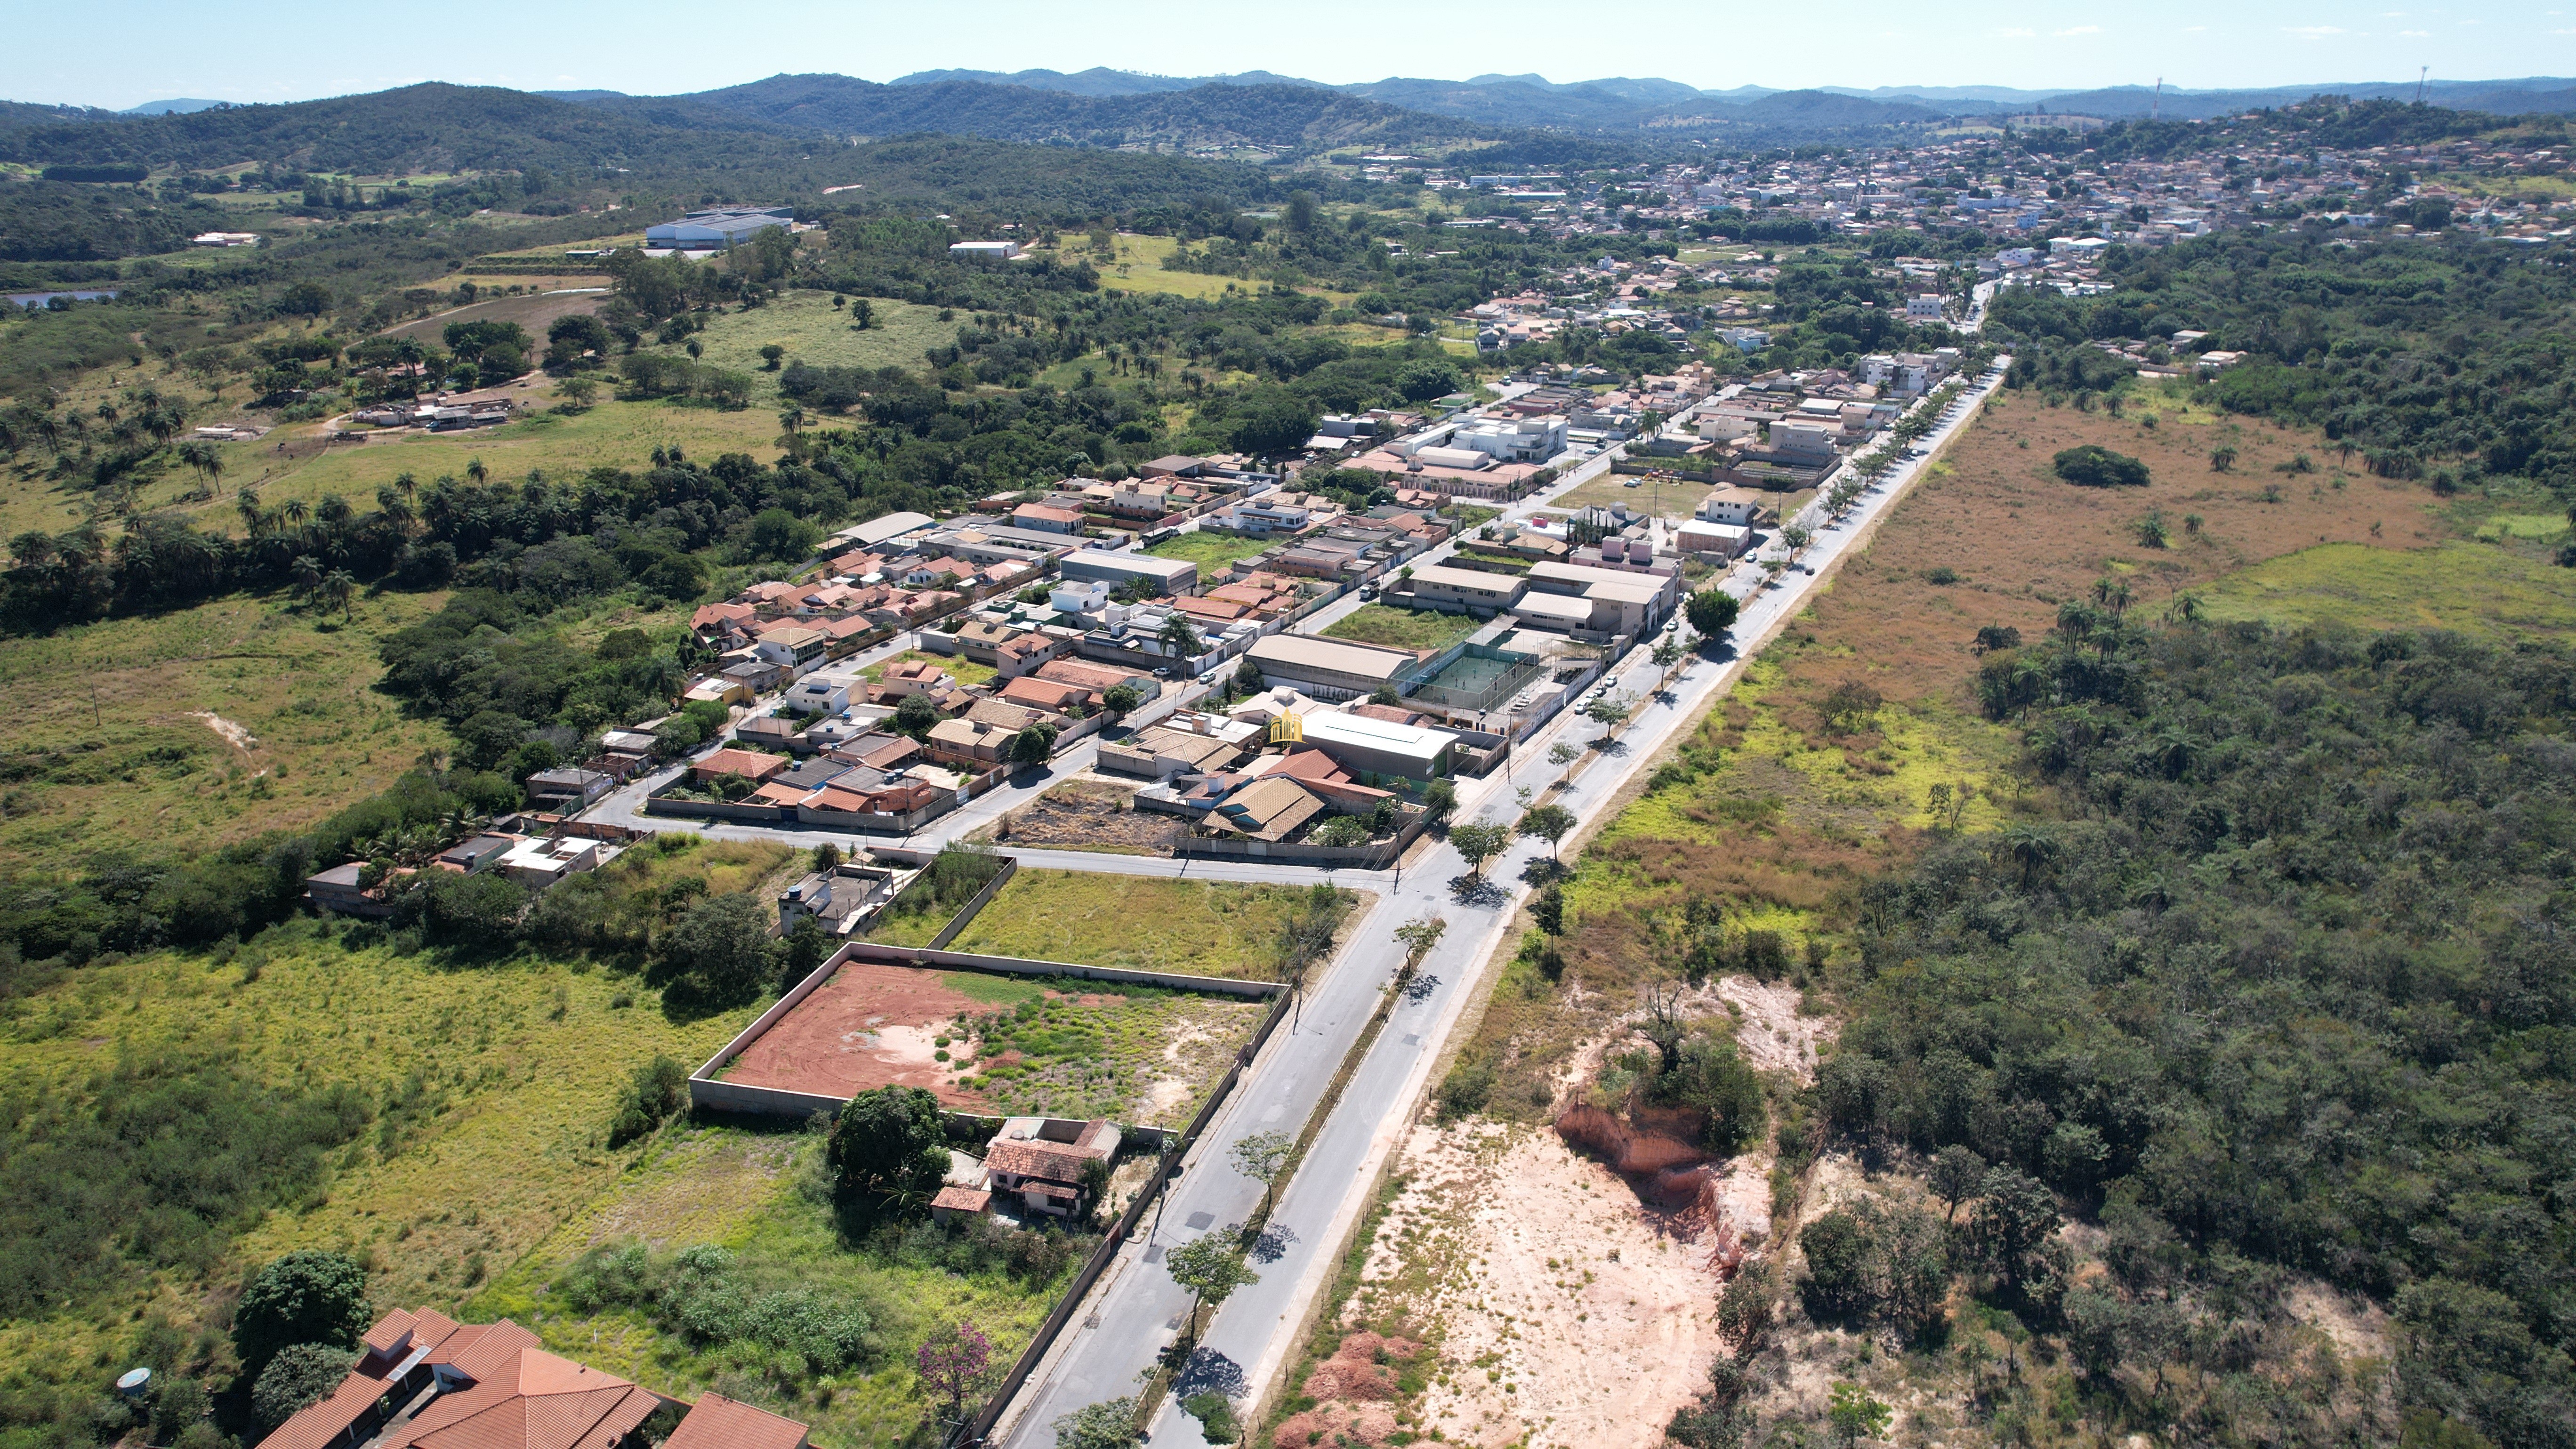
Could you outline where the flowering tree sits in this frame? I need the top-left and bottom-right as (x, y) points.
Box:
(916, 1320), (993, 1429)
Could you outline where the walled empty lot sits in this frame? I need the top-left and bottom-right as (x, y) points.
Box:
(939, 870), (1363, 981)
(717, 958), (1265, 1125)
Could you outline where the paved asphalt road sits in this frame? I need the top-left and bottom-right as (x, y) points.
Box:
(994, 363), (2010, 1447)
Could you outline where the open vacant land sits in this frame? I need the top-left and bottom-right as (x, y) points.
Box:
(941, 870), (1357, 980)
(721, 960), (996, 1106)
(863, 647), (995, 688)
(1142, 528), (1278, 570)
(0, 924), (755, 1394)
(1323, 603), (1480, 653)
(644, 290), (957, 400)
(471, 1123), (1078, 1449)
(0, 592), (452, 870)
(991, 780), (1184, 855)
(379, 287), (612, 360)
(722, 957), (1263, 1124)
(174, 395), (789, 531)
(2198, 538), (2576, 640)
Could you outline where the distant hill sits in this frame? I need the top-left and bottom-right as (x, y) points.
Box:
(8, 70), (2572, 178)
(0, 83), (812, 175)
(0, 100), (119, 129)
(604, 72), (1482, 152)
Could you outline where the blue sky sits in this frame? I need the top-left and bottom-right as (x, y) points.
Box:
(21, 0), (2575, 109)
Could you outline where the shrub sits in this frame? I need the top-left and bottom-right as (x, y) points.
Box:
(233, 1250), (370, 1379)
(827, 1086), (950, 1210)
(252, 1344), (358, 1431)
(608, 1055), (690, 1147)
(1435, 1060), (1494, 1122)
(2051, 444), (2150, 488)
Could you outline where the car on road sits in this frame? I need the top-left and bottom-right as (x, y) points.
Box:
(1359, 585), (1380, 601)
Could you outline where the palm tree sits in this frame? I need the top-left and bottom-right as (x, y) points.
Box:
(466, 457), (488, 485)
(282, 499), (309, 527)
(376, 485), (414, 533)
(2208, 445), (2238, 473)
(290, 554), (324, 599)
(322, 568), (357, 618)
(778, 405), (809, 437)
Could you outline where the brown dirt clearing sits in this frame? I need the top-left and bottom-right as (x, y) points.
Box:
(719, 961), (987, 1106)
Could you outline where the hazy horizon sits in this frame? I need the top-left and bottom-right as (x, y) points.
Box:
(16, 0), (2570, 112)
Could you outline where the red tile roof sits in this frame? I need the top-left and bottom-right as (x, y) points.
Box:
(660, 1396), (807, 1449)
(256, 1318), (811, 1449)
(982, 1139), (1100, 1185)
(402, 1343), (654, 1449)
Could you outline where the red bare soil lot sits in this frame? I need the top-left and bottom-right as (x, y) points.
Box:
(722, 960), (987, 1107)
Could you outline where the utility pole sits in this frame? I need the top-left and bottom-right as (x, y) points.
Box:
(2415, 66), (2430, 105)
(2150, 78), (2162, 122)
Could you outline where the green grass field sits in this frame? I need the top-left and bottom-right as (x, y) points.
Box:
(2196, 541), (2576, 641)
(1322, 603), (1480, 653)
(647, 290), (956, 401)
(0, 592), (453, 871)
(0, 924), (759, 1406)
(941, 974), (1268, 1124)
(943, 871), (1355, 980)
(175, 398), (790, 532)
(471, 1124), (1072, 1449)
(1143, 529), (1278, 570)
(860, 649), (996, 688)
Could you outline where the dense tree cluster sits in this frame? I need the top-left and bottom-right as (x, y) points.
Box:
(1823, 618), (2576, 1444)
(1989, 229), (2576, 501)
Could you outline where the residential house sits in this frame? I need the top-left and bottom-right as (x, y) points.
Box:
(785, 676), (853, 716)
(1202, 775), (1325, 841)
(524, 768), (612, 810)
(873, 659), (954, 700)
(305, 863), (397, 918)
(997, 676), (1093, 715)
(497, 836), (619, 889)
(733, 715), (806, 753)
(693, 748), (789, 785)
(1264, 746), (1397, 815)
(926, 717), (1014, 764)
(253, 1307), (807, 1449)
(776, 862), (902, 935)
(1010, 503), (1087, 536)
(977, 1119), (1123, 1218)
(433, 834), (517, 874)
(1034, 656), (1158, 702)
(1097, 714), (1257, 778)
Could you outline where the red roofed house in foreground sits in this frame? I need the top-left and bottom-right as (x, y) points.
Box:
(258, 1311), (806, 1449)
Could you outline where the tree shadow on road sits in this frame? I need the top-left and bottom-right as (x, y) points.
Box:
(1400, 972), (1441, 1004)
(1448, 874), (1509, 909)
(1249, 1220), (1299, 1264)
(1175, 1346), (1249, 1400)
